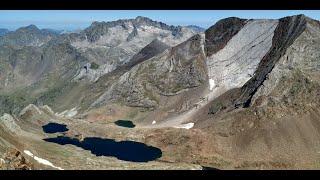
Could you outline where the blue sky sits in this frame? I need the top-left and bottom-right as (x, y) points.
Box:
(1, 10), (320, 31)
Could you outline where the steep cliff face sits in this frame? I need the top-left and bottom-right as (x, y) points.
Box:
(207, 15), (308, 114)
(206, 19), (278, 104)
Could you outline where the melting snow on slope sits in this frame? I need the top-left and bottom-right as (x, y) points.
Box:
(23, 150), (64, 170)
(174, 123), (194, 129)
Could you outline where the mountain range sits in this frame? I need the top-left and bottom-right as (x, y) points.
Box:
(0, 14), (320, 170)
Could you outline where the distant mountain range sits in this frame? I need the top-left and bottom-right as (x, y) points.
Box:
(0, 28), (10, 36)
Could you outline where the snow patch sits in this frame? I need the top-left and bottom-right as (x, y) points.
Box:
(65, 107), (78, 117)
(57, 107), (78, 118)
(23, 150), (64, 170)
(174, 123), (194, 129)
(24, 150), (33, 157)
(209, 78), (215, 91)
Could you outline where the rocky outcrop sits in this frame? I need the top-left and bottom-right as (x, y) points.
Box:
(0, 113), (21, 134)
(237, 14), (308, 107)
(19, 104), (43, 118)
(126, 25), (138, 41)
(205, 17), (247, 57)
(0, 148), (33, 170)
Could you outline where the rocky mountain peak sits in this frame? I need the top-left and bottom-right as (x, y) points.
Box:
(185, 25), (205, 33)
(135, 16), (152, 22)
(17, 24), (40, 32)
(205, 17), (247, 57)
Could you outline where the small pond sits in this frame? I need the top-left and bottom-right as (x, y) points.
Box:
(42, 123), (69, 134)
(114, 120), (135, 128)
(43, 136), (162, 162)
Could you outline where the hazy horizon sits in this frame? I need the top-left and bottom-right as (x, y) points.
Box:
(1, 10), (320, 31)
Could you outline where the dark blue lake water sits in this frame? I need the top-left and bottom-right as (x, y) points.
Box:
(42, 123), (69, 133)
(114, 120), (135, 128)
(43, 136), (162, 162)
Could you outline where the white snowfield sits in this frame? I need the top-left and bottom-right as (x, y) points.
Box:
(23, 150), (64, 170)
(174, 123), (194, 129)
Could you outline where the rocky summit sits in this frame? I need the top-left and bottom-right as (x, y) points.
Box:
(0, 14), (320, 170)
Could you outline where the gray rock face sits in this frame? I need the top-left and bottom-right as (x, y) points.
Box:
(236, 14), (308, 107)
(126, 25), (138, 41)
(0, 113), (21, 134)
(68, 16), (199, 82)
(92, 34), (207, 109)
(206, 19), (278, 102)
(208, 14), (312, 114)
(123, 39), (170, 70)
(73, 39), (170, 83)
(251, 15), (320, 106)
